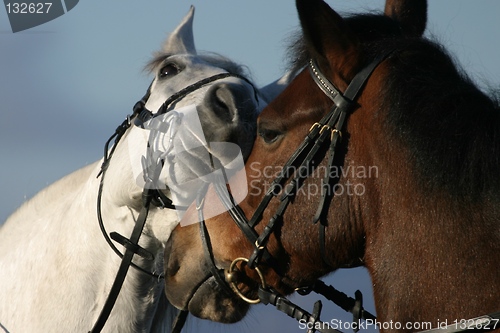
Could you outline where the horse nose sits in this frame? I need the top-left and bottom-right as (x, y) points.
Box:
(203, 82), (256, 123)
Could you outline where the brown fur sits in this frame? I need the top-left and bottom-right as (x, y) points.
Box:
(164, 0), (500, 329)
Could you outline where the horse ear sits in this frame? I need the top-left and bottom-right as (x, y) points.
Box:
(384, 0), (427, 36)
(296, 0), (361, 82)
(162, 6), (197, 54)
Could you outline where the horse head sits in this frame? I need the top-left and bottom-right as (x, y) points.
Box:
(0, 6), (295, 332)
(163, 0), (436, 324)
(102, 7), (273, 241)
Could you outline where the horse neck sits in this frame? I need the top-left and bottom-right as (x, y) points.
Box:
(0, 159), (171, 332)
(353, 113), (500, 325)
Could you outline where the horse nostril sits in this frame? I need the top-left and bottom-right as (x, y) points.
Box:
(214, 89), (235, 122)
(210, 83), (239, 123)
(205, 82), (256, 124)
(199, 82), (257, 150)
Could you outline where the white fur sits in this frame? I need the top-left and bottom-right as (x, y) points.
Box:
(0, 6), (293, 332)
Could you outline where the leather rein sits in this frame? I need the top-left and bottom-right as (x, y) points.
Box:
(89, 71), (257, 333)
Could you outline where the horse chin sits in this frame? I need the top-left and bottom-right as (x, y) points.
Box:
(186, 276), (249, 323)
(164, 234), (249, 323)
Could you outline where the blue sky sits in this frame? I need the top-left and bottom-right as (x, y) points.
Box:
(1, 1), (499, 332)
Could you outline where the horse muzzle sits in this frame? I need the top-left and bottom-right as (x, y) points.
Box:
(163, 221), (249, 323)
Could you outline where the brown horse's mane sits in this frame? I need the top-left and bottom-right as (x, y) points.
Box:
(287, 12), (500, 201)
(382, 39), (500, 200)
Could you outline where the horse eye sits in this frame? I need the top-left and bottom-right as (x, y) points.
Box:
(258, 128), (282, 144)
(159, 64), (180, 79)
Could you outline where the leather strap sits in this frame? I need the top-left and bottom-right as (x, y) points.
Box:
(89, 189), (153, 333)
(197, 186), (235, 297)
(96, 116), (164, 279)
(308, 280), (376, 321)
(258, 287), (341, 333)
(134, 72), (259, 128)
(170, 310), (189, 333)
(91, 68), (258, 333)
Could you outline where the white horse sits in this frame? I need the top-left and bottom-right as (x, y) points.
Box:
(0, 7), (290, 333)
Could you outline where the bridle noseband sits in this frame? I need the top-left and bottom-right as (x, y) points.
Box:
(89, 71), (259, 333)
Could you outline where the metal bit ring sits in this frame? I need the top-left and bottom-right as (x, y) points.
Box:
(225, 257), (266, 304)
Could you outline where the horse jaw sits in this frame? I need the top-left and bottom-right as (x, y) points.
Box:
(162, 6), (196, 55)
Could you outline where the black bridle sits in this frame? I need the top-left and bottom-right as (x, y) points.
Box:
(219, 56), (389, 272)
(89, 71), (258, 333)
(197, 54), (500, 333)
(194, 55), (388, 333)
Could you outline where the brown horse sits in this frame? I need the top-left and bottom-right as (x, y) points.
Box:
(164, 0), (500, 330)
